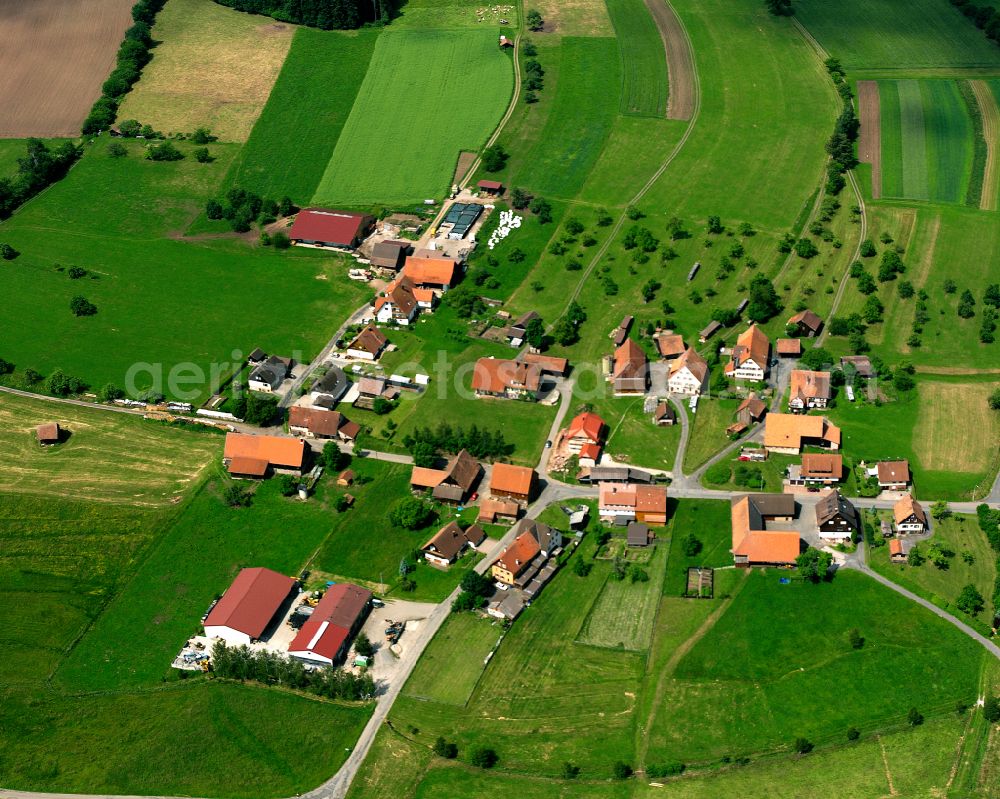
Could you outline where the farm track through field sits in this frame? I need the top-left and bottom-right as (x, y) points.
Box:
(971, 79), (1000, 210)
(647, 0), (695, 120)
(553, 0), (700, 326)
(858, 80), (883, 199)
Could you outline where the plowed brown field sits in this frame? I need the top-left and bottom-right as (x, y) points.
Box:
(857, 80), (882, 199)
(645, 0), (695, 121)
(0, 0), (135, 137)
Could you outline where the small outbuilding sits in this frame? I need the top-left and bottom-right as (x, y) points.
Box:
(477, 179), (504, 196)
(36, 423), (62, 445)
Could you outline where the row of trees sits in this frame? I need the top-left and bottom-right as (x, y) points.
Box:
(0, 139), (81, 221)
(83, 0), (167, 133)
(401, 423), (513, 463)
(210, 641), (375, 699)
(206, 188), (297, 233)
(211, 0), (396, 28)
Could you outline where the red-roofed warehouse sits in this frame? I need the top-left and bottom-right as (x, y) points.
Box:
(287, 583), (373, 666)
(204, 567), (298, 646)
(289, 208), (374, 249)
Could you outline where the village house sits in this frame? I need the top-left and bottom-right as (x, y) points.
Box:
(289, 208), (374, 250)
(788, 369), (832, 411)
(491, 531), (541, 586)
(203, 567), (298, 646)
(421, 521), (486, 567)
(223, 432), (307, 478)
(889, 538), (910, 563)
(369, 239), (410, 271)
(409, 449), (481, 504)
(310, 366), (350, 409)
(478, 497), (521, 524)
(763, 413), (841, 454)
(787, 309), (823, 337)
(287, 406), (359, 442)
(776, 338), (802, 358)
(598, 482), (668, 524)
(477, 179), (504, 196)
(518, 351), (569, 377)
(582, 466), (653, 484)
(735, 393), (767, 426)
(668, 347), (709, 396)
(894, 494), (927, 534)
(655, 333), (686, 360)
(346, 325), (388, 361)
(725, 324), (770, 381)
(840, 355), (875, 379)
(612, 338), (649, 394)
(247, 355), (291, 393)
(627, 521), (653, 547)
(403, 251), (460, 291)
(36, 422), (61, 446)
(877, 460), (911, 490)
(787, 453), (843, 486)
(731, 494), (800, 567)
(563, 411), (606, 459)
(373, 276), (420, 325)
(356, 376), (387, 398)
(815, 489), (858, 543)
(471, 357), (542, 400)
(287, 583), (372, 667)
(653, 401), (676, 426)
(504, 311), (539, 346)
(489, 462), (537, 504)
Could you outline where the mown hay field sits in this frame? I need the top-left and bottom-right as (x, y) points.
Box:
(605, 0), (669, 117)
(312, 29), (513, 205)
(116, 0), (296, 141)
(404, 613), (502, 705)
(916, 380), (1000, 474)
(0, 0), (134, 137)
(220, 28), (379, 203)
(0, 393), (219, 505)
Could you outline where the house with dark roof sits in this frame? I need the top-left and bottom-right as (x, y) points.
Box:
(289, 208), (374, 249)
(248, 356), (291, 393)
(369, 239), (410, 270)
(627, 521), (653, 547)
(311, 366), (350, 406)
(840, 355), (875, 378)
(653, 401), (676, 426)
(478, 497), (521, 524)
(421, 521), (486, 567)
(815, 489), (858, 543)
(894, 494), (927, 534)
(409, 449), (481, 504)
(612, 338), (649, 395)
(204, 567), (297, 646)
(787, 309), (823, 337)
(735, 393), (767, 426)
(288, 406), (359, 441)
(504, 311), (539, 346)
(287, 583), (372, 666)
(731, 494), (800, 567)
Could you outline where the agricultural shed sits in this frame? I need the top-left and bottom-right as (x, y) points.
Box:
(289, 209), (374, 249)
(36, 422), (61, 445)
(204, 567), (297, 646)
(442, 202), (483, 239)
(288, 583), (372, 666)
(477, 179), (504, 195)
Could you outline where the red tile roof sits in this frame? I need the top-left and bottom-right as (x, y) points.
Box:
(478, 180), (503, 190)
(490, 463), (536, 496)
(204, 567), (296, 639)
(289, 208), (372, 247)
(288, 582), (371, 662)
(566, 412), (605, 444)
(471, 358), (541, 394)
(494, 532), (541, 576)
(36, 423), (60, 443)
(403, 254), (458, 287)
(878, 460), (911, 484)
(224, 433), (306, 470)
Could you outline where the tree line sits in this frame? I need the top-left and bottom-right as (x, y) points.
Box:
(0, 139), (81, 220)
(210, 0), (398, 28)
(211, 640), (375, 699)
(401, 423), (513, 464)
(951, 0), (1000, 47)
(83, 0), (167, 134)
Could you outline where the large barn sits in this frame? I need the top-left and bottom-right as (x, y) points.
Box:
(203, 567), (298, 646)
(289, 208), (375, 249)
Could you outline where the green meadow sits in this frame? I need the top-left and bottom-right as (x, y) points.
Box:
(312, 28), (513, 204)
(605, 0), (669, 117)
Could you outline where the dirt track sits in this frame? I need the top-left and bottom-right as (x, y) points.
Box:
(645, 0), (695, 121)
(857, 80), (882, 199)
(0, 0), (135, 137)
(970, 79), (999, 211)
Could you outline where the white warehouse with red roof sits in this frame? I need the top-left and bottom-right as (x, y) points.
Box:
(203, 567), (298, 647)
(288, 582), (373, 667)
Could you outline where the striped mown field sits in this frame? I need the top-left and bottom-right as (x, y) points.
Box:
(878, 79), (977, 205)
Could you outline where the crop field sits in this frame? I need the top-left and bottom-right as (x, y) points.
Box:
(0, 393), (219, 505)
(577, 545), (667, 650)
(0, 0), (134, 137)
(877, 79), (974, 204)
(0, 141), (369, 402)
(404, 613), (502, 705)
(220, 28), (378, 203)
(975, 79), (1000, 209)
(915, 380), (1000, 475)
(639, 0), (837, 230)
(312, 29), (513, 205)
(530, 0), (614, 35)
(117, 0), (295, 142)
(871, 512), (997, 626)
(796, 0), (1000, 70)
(605, 0), (669, 117)
(505, 36), (621, 200)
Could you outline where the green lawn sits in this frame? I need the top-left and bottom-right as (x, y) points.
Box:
(682, 397), (740, 472)
(404, 612), (503, 705)
(219, 28), (379, 204)
(870, 512), (998, 626)
(571, 391), (681, 472)
(0, 392), (220, 505)
(878, 79), (974, 204)
(796, 0), (1000, 70)
(662, 498), (735, 595)
(0, 141), (369, 401)
(312, 28), (513, 204)
(503, 36), (622, 200)
(605, 0), (669, 117)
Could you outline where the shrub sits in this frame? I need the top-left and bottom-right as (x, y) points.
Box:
(1, 244), (20, 260)
(145, 141), (183, 162)
(847, 727), (860, 741)
(193, 147), (213, 163)
(612, 761), (633, 779)
(433, 737), (458, 759)
(646, 762), (685, 778)
(794, 737), (814, 754)
(470, 746), (498, 769)
(69, 296), (98, 316)
(681, 534), (703, 557)
(907, 707), (924, 726)
(224, 483), (253, 508)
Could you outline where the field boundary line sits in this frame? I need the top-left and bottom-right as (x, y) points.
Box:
(970, 79), (999, 210)
(551, 0), (701, 329)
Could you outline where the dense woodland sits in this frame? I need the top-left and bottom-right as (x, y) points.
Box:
(211, 0), (398, 28)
